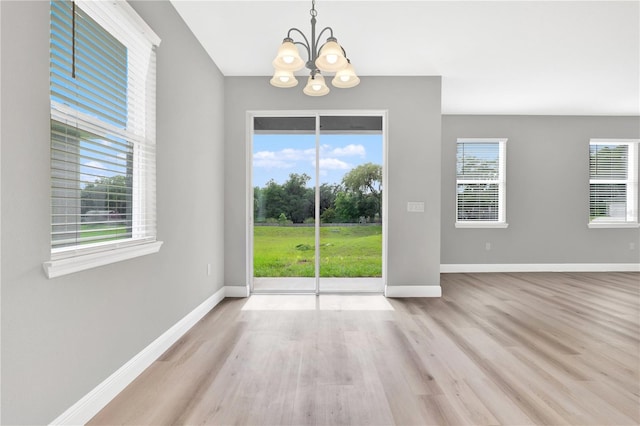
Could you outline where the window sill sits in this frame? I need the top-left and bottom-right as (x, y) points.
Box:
(43, 241), (163, 279)
(455, 222), (509, 229)
(588, 222), (640, 229)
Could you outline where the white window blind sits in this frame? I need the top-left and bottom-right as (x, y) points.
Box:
(49, 0), (160, 256)
(589, 139), (638, 227)
(456, 139), (507, 227)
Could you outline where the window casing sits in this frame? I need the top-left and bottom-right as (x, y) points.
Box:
(45, 0), (161, 278)
(456, 138), (508, 228)
(589, 139), (639, 228)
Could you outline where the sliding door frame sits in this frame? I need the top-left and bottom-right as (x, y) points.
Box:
(246, 110), (388, 295)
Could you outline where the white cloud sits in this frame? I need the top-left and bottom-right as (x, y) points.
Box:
(253, 144), (364, 172)
(328, 144), (366, 158)
(314, 158), (351, 170)
(254, 148), (316, 169)
(279, 148), (302, 160)
(253, 151), (294, 169)
(80, 161), (106, 185)
(279, 148), (315, 161)
(84, 160), (105, 170)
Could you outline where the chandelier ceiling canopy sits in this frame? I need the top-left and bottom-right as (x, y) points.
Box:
(270, 0), (359, 96)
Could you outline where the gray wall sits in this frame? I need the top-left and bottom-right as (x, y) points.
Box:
(224, 77), (442, 289)
(442, 115), (640, 265)
(0, 1), (225, 424)
(2, 1), (634, 423)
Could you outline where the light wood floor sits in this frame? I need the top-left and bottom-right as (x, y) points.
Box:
(90, 272), (640, 425)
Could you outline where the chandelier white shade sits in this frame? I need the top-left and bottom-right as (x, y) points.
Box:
(270, 69), (299, 88)
(303, 73), (330, 96)
(272, 39), (305, 71)
(332, 61), (360, 88)
(270, 0), (359, 96)
(315, 38), (348, 72)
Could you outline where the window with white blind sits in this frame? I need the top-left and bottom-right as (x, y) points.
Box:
(456, 138), (508, 228)
(589, 139), (639, 228)
(45, 0), (162, 278)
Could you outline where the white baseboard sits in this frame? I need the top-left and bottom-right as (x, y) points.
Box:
(50, 286), (228, 425)
(224, 285), (250, 298)
(50, 263), (639, 424)
(385, 285), (442, 297)
(440, 263), (640, 273)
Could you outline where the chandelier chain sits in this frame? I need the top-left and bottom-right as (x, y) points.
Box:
(310, 0), (317, 17)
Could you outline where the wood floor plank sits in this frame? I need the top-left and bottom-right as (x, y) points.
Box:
(89, 272), (640, 425)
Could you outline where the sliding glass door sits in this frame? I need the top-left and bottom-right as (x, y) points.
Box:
(318, 116), (384, 292)
(250, 112), (385, 294)
(252, 116), (317, 292)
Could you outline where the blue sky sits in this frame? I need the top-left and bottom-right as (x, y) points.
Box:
(78, 133), (130, 187)
(253, 134), (383, 188)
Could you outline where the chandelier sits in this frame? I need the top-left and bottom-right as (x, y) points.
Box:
(270, 0), (360, 96)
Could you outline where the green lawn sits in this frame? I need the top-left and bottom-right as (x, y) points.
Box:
(80, 223), (129, 242)
(253, 225), (382, 277)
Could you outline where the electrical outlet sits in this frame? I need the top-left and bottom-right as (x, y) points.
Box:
(630, 242), (636, 251)
(485, 242), (491, 251)
(207, 263), (212, 276)
(407, 201), (425, 213)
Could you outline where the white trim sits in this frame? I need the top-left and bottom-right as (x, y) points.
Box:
(49, 287), (227, 425)
(456, 138), (508, 225)
(440, 263), (640, 273)
(382, 111), (389, 290)
(384, 285), (442, 297)
(246, 112), (255, 293)
(77, 0), (160, 47)
(590, 139), (640, 145)
(457, 138), (509, 144)
(51, 102), (141, 144)
(50, 0), (159, 263)
(44, 241), (163, 279)
(315, 115), (321, 294)
(225, 285), (250, 298)
(588, 222), (640, 229)
(113, 0), (161, 46)
(589, 139), (639, 225)
(51, 236), (158, 260)
(0, 3), (3, 420)
(246, 110), (388, 293)
(455, 222), (509, 229)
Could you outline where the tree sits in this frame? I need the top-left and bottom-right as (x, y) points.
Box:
(252, 165), (383, 224)
(261, 179), (286, 220)
(341, 163), (382, 222)
(357, 193), (380, 221)
(254, 174), (314, 223)
(320, 207), (337, 223)
(254, 186), (263, 221)
(277, 213), (288, 225)
(282, 173), (313, 223)
(319, 183), (341, 218)
(343, 163), (382, 197)
(334, 191), (359, 222)
(81, 175), (130, 216)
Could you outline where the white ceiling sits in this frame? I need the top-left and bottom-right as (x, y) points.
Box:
(170, 0), (640, 115)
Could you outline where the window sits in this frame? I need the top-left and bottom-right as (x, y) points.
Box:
(589, 139), (639, 228)
(45, 0), (161, 278)
(456, 138), (508, 228)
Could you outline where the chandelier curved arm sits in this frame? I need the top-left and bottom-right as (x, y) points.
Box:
(287, 27), (312, 59)
(314, 26), (335, 50)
